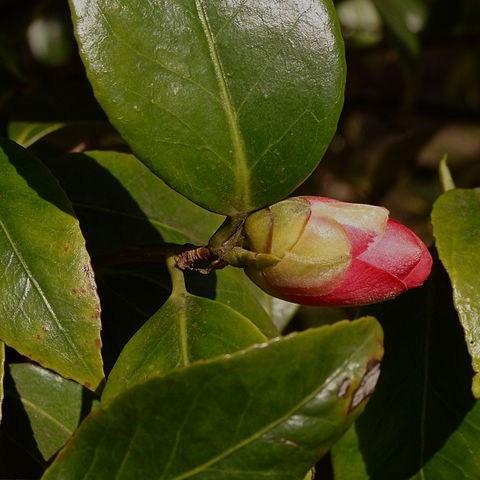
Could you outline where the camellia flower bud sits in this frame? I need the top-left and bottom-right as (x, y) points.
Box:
(243, 196), (432, 306)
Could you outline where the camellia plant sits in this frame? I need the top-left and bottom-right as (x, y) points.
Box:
(0, 0), (479, 479)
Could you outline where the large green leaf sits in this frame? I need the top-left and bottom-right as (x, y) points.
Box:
(102, 289), (268, 404)
(4, 363), (97, 461)
(69, 0), (346, 215)
(43, 317), (383, 480)
(332, 262), (480, 479)
(432, 189), (480, 396)
(0, 139), (103, 389)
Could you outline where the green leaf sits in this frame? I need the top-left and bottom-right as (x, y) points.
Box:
(332, 263), (480, 479)
(5, 363), (97, 461)
(45, 151), (223, 254)
(102, 290), (268, 404)
(432, 189), (480, 396)
(69, 0), (346, 215)
(0, 139), (103, 389)
(97, 265), (277, 374)
(43, 317), (383, 480)
(8, 122), (66, 148)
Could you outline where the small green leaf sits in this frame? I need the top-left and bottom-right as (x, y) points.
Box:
(43, 317), (383, 480)
(432, 189), (480, 396)
(332, 264), (480, 479)
(7, 121), (66, 148)
(69, 0), (346, 214)
(102, 290), (268, 404)
(5, 363), (97, 461)
(0, 139), (103, 389)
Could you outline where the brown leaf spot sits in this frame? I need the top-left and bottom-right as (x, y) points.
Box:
(349, 360), (381, 412)
(95, 338), (102, 349)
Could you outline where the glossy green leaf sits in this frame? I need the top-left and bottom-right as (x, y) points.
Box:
(432, 189), (480, 396)
(332, 263), (480, 479)
(45, 151), (223, 254)
(0, 139), (103, 389)
(44, 317), (383, 480)
(69, 0), (346, 214)
(7, 122), (66, 148)
(102, 289), (268, 404)
(5, 363), (97, 461)
(96, 264), (276, 374)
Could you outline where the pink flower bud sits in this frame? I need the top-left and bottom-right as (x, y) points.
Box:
(243, 196), (432, 306)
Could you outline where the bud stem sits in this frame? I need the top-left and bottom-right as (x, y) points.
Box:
(208, 215), (247, 257)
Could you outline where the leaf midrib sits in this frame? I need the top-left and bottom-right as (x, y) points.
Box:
(194, 0), (251, 212)
(175, 293), (190, 368)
